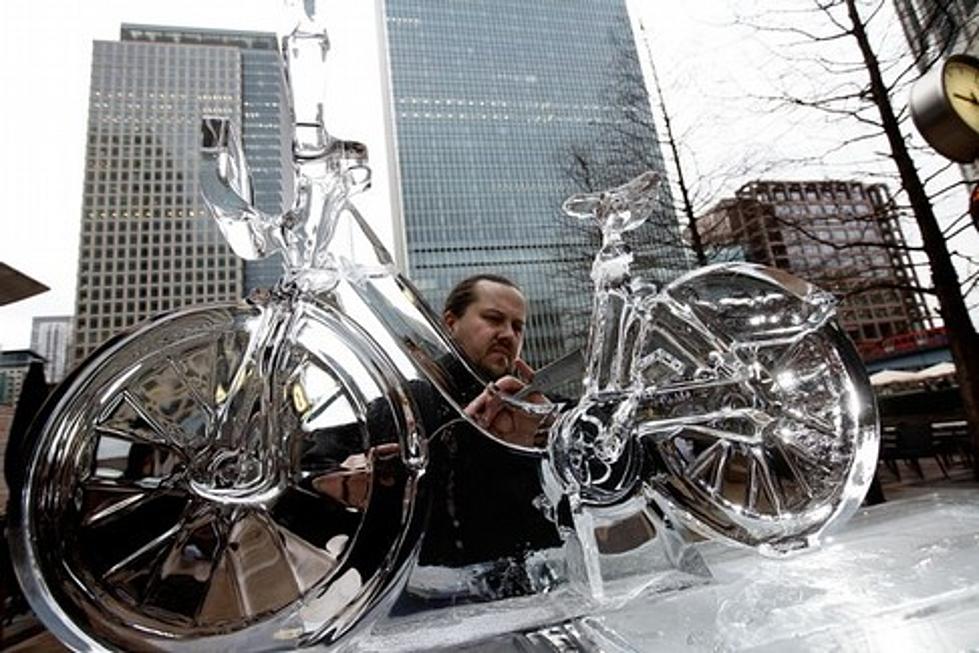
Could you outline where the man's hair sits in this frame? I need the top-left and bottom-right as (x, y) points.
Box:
(443, 274), (522, 318)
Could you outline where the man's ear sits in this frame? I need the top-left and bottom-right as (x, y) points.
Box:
(443, 311), (457, 332)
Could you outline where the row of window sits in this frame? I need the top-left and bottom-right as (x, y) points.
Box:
(741, 182), (875, 202)
(79, 284), (233, 308)
(844, 320), (909, 342)
(87, 169), (184, 182)
(78, 244), (236, 262)
(773, 202), (876, 217)
(76, 297), (227, 330)
(85, 197), (193, 210)
(84, 210), (204, 222)
(79, 274), (238, 301)
(398, 111), (637, 126)
(78, 268), (235, 283)
(79, 245), (233, 265)
(397, 96), (637, 113)
(91, 75), (238, 91)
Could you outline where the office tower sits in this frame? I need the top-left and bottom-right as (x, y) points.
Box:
(30, 316), (73, 384)
(0, 403), (14, 508)
(698, 180), (931, 356)
(73, 25), (289, 362)
(893, 0), (979, 70)
(0, 350), (45, 406)
(383, 1), (688, 365)
(0, 349), (45, 514)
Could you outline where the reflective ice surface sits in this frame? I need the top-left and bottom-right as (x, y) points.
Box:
(11, 0), (881, 650)
(10, 301), (428, 650)
(199, 0), (370, 285)
(10, 2), (429, 649)
(545, 173), (879, 600)
(596, 491), (979, 652)
(360, 492), (979, 652)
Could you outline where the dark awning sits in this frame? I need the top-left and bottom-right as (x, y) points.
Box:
(0, 262), (49, 306)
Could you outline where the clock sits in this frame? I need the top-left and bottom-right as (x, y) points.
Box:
(910, 53), (979, 163)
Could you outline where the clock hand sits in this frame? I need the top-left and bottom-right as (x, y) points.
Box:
(952, 92), (979, 106)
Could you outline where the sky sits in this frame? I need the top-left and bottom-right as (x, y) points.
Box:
(0, 0), (974, 351)
(0, 0), (387, 349)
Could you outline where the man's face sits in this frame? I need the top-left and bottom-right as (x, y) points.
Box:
(444, 280), (527, 379)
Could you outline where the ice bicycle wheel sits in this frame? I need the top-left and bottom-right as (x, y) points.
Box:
(633, 264), (880, 554)
(9, 297), (428, 651)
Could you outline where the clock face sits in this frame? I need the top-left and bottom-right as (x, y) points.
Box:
(911, 54), (979, 162)
(944, 59), (979, 134)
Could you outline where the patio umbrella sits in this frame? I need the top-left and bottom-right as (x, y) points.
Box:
(869, 369), (921, 387)
(916, 361), (956, 381)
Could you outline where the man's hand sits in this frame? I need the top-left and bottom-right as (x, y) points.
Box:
(465, 359), (551, 447)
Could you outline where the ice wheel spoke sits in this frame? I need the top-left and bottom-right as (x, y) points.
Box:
(640, 407), (771, 446)
(777, 435), (833, 476)
(685, 439), (725, 484)
(224, 510), (303, 617)
(138, 348), (219, 450)
(768, 335), (825, 379)
(166, 354), (215, 424)
(82, 472), (183, 494)
(89, 426), (187, 486)
(137, 501), (228, 619)
(746, 448), (782, 515)
(254, 510), (338, 594)
(771, 438), (815, 499)
(103, 521), (183, 582)
(711, 441), (730, 495)
(210, 310), (276, 443)
(79, 482), (190, 580)
(81, 488), (154, 528)
(97, 391), (179, 449)
(782, 405), (837, 441)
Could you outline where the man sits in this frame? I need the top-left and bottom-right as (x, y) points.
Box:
(441, 274), (546, 446)
(415, 274), (562, 571)
(442, 273), (527, 380)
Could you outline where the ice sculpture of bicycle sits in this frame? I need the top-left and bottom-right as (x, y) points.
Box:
(8, 5), (878, 651)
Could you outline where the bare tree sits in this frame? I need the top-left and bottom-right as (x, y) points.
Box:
(736, 0), (979, 477)
(554, 16), (698, 352)
(559, 18), (742, 274)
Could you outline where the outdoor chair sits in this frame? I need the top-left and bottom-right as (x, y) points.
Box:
(878, 421), (949, 481)
(931, 421), (973, 470)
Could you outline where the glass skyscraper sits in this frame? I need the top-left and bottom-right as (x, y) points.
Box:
(73, 25), (289, 362)
(893, 0), (979, 71)
(384, 1), (688, 366)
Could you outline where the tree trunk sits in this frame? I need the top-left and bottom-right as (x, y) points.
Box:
(846, 0), (979, 478)
(648, 58), (707, 266)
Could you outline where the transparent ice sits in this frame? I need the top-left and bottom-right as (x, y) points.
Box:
(544, 174), (879, 603)
(360, 492), (979, 652)
(9, 1), (879, 651)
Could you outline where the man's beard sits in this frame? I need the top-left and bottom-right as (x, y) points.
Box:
(478, 352), (514, 381)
